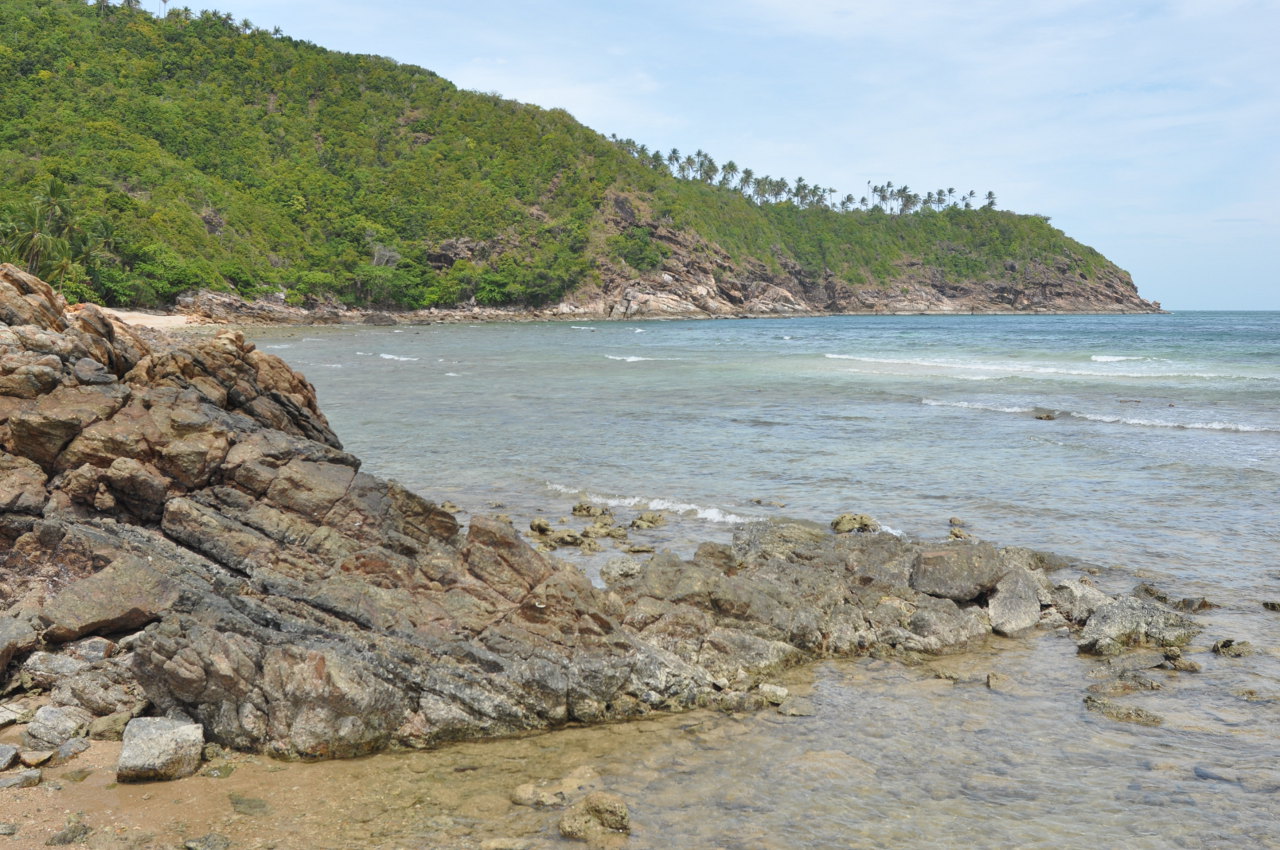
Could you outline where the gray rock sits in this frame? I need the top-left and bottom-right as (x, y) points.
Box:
(906, 596), (989, 651)
(51, 736), (91, 766)
(910, 542), (1008, 602)
(0, 744), (17, 770)
(1051, 578), (1111, 624)
(117, 717), (204, 782)
(73, 356), (116, 385)
(1078, 597), (1201, 656)
(20, 705), (93, 750)
(987, 568), (1042, 636)
(0, 823), (17, 836)
(0, 769), (40, 789)
(184, 835), (232, 850)
(19, 651), (89, 690)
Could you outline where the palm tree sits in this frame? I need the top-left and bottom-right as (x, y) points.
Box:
(984, 191), (997, 209)
(667, 148), (680, 172)
(719, 160), (739, 188)
(737, 168), (754, 196)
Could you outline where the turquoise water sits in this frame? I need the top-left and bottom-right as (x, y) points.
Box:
(252, 312), (1280, 847)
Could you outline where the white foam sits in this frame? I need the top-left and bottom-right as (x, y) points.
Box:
(825, 353), (1237, 380)
(263, 343), (292, 349)
(606, 355), (680, 362)
(379, 354), (419, 361)
(633, 328), (646, 333)
(922, 399), (1035, 414)
(445, 372), (460, 377)
(356, 351), (374, 356)
(1070, 412), (1273, 433)
(1091, 355), (1144, 362)
(544, 483), (749, 524)
(571, 326), (597, 331)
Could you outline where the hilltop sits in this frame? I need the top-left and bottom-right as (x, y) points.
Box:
(0, 0), (1160, 315)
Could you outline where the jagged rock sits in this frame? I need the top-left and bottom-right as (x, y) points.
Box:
(117, 717), (204, 782)
(39, 555), (181, 642)
(1078, 597), (1200, 656)
(50, 736), (90, 766)
(987, 567), (1042, 636)
(909, 541), (1008, 602)
(559, 791), (631, 842)
(21, 705), (93, 750)
(0, 744), (16, 770)
(0, 617), (38, 673)
(2, 270), (1155, 761)
(1051, 578), (1111, 624)
(1212, 639), (1254, 658)
(51, 656), (149, 717)
(45, 813), (92, 846)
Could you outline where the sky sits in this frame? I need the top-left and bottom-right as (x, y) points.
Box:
(195, 0), (1278, 310)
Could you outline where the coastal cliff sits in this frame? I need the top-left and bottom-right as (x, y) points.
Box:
(2, 264), (1196, 767)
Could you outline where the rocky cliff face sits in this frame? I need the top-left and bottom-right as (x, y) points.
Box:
(1, 263), (1196, 760)
(556, 195), (1161, 319)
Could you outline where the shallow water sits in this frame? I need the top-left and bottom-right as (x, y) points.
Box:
(243, 312), (1280, 848)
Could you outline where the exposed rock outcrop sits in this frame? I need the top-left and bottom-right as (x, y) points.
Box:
(0, 264), (1191, 760)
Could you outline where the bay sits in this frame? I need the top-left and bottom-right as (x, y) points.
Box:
(249, 311), (1280, 848)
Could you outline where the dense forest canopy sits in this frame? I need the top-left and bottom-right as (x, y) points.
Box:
(0, 0), (1118, 308)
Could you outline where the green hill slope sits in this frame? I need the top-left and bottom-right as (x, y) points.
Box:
(0, 0), (1157, 314)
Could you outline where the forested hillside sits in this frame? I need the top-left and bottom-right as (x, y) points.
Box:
(0, 0), (1154, 312)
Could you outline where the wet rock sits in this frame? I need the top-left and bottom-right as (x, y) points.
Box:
(1083, 695), (1164, 726)
(1262, 601), (1280, 612)
(21, 705), (93, 750)
(831, 513), (879, 534)
(1077, 597), (1200, 656)
(559, 791), (631, 842)
(1133, 582), (1215, 613)
(909, 541), (1007, 602)
(1160, 647), (1202, 673)
(117, 717), (204, 782)
(529, 517), (553, 535)
(572, 502), (610, 518)
(1212, 639), (1254, 658)
(777, 697), (815, 717)
(1086, 671), (1162, 697)
(756, 684), (788, 705)
(630, 511), (666, 529)
(45, 813), (92, 845)
(987, 568), (1042, 636)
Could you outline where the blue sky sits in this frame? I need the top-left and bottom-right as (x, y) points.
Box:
(200, 0), (1278, 310)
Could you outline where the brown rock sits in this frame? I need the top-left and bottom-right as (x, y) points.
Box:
(39, 555), (181, 642)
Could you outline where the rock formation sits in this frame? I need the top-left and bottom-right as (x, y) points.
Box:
(1, 263), (1194, 764)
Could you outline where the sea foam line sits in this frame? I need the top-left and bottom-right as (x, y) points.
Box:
(379, 354), (419, 361)
(922, 399), (1275, 433)
(826, 353), (1241, 380)
(545, 483), (750, 524)
(605, 355), (680, 362)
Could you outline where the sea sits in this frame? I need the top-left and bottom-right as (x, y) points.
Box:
(249, 312), (1280, 848)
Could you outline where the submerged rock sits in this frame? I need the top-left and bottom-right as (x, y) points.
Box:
(1077, 597), (1200, 656)
(559, 791), (631, 842)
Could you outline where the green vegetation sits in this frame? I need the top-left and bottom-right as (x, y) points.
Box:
(0, 0), (1118, 309)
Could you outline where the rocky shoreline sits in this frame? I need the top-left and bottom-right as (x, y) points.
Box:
(1, 262), (1218, 845)
(169, 277), (1163, 332)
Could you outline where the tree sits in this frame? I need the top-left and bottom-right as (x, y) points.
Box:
(719, 160), (738, 188)
(984, 191), (997, 209)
